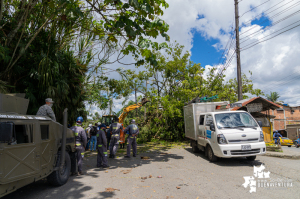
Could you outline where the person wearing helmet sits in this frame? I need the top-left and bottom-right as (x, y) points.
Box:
(109, 118), (123, 158)
(97, 122), (101, 130)
(273, 130), (282, 145)
(70, 116), (87, 175)
(96, 124), (109, 168)
(36, 98), (56, 121)
(124, 119), (139, 158)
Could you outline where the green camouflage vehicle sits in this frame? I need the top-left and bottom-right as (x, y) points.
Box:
(0, 93), (76, 197)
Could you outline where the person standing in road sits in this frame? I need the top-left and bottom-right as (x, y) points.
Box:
(106, 128), (111, 150)
(124, 119), (139, 158)
(273, 130), (282, 145)
(96, 124), (109, 168)
(36, 98), (56, 121)
(109, 118), (123, 158)
(90, 123), (98, 151)
(85, 124), (92, 150)
(70, 116), (87, 175)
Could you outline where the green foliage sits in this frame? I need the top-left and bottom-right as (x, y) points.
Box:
(266, 91), (280, 102)
(115, 42), (264, 142)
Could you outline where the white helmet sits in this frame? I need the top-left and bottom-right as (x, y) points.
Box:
(89, 124), (92, 127)
(97, 122), (101, 125)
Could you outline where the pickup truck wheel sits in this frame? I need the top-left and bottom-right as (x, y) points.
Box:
(48, 151), (71, 186)
(246, 156), (256, 161)
(207, 145), (218, 162)
(191, 141), (199, 153)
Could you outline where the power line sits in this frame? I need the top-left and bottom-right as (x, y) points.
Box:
(240, 0), (271, 18)
(241, 0), (293, 27)
(240, 0), (300, 36)
(241, 20), (300, 51)
(240, 9), (300, 44)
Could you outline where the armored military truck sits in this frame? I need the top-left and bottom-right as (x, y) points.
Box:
(0, 93), (76, 197)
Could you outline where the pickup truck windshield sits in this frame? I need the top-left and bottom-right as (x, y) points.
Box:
(215, 112), (258, 129)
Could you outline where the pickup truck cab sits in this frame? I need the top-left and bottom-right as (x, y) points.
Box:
(184, 102), (266, 161)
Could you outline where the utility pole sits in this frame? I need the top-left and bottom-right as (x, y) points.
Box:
(234, 0), (243, 100)
(135, 84), (137, 117)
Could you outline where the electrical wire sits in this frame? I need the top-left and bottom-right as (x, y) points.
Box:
(241, 0), (293, 27)
(240, 0), (271, 18)
(241, 20), (300, 51)
(240, 9), (300, 44)
(240, 0), (300, 36)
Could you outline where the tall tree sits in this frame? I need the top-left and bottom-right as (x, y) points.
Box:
(266, 92), (280, 102)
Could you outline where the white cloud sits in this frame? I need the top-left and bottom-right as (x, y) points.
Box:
(88, 0), (300, 117)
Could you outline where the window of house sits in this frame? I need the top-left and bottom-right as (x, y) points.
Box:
(15, 124), (33, 144)
(40, 125), (49, 140)
(199, 115), (205, 125)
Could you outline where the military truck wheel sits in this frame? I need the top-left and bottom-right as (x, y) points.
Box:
(246, 156), (256, 161)
(207, 145), (218, 162)
(191, 141), (199, 153)
(47, 151), (71, 186)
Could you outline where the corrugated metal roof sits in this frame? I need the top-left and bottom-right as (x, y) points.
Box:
(231, 97), (282, 111)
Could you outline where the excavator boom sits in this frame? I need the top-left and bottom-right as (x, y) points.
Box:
(118, 98), (149, 123)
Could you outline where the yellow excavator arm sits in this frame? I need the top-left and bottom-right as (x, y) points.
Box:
(118, 98), (149, 123)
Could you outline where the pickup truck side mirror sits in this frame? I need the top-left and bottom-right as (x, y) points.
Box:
(210, 123), (215, 131)
(0, 122), (15, 143)
(258, 121), (262, 127)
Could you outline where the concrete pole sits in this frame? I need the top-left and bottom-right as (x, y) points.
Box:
(234, 0), (243, 100)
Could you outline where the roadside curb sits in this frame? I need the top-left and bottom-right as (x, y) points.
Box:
(263, 152), (300, 159)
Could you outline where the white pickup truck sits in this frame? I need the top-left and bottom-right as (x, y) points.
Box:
(184, 101), (266, 161)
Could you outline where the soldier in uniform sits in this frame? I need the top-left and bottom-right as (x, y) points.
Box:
(109, 118), (123, 158)
(36, 98), (56, 121)
(96, 124), (109, 168)
(70, 116), (87, 175)
(124, 119), (139, 158)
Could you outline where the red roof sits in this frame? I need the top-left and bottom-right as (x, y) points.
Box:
(231, 97), (282, 111)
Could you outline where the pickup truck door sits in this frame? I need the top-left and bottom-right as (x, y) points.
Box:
(197, 115), (206, 146)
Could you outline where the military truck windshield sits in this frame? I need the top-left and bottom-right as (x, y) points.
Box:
(215, 112), (258, 129)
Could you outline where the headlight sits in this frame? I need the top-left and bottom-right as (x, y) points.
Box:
(217, 134), (227, 144)
(259, 131), (264, 142)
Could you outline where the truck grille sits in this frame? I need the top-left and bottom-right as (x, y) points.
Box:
(228, 138), (258, 143)
(230, 149), (260, 155)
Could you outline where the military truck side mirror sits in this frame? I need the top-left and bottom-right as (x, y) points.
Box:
(210, 123), (215, 131)
(258, 121), (262, 127)
(0, 122), (15, 144)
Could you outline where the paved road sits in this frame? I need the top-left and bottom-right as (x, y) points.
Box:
(3, 146), (299, 199)
(281, 145), (300, 153)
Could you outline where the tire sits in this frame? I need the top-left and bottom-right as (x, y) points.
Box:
(246, 156), (256, 161)
(294, 142), (299, 148)
(207, 145), (218, 162)
(191, 141), (199, 153)
(288, 145), (291, 147)
(47, 151), (71, 186)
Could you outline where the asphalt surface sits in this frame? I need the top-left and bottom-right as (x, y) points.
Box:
(2, 146), (299, 199)
(281, 145), (300, 153)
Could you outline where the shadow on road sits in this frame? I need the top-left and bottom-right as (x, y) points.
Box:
(2, 145), (184, 199)
(184, 147), (264, 167)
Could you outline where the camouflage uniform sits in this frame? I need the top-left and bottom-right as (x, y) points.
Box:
(96, 129), (108, 167)
(124, 124), (139, 157)
(36, 104), (56, 121)
(70, 126), (87, 172)
(109, 123), (123, 157)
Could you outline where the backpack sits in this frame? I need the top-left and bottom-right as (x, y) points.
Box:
(90, 126), (98, 136)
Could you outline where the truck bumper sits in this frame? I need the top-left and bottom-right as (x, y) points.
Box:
(214, 142), (266, 158)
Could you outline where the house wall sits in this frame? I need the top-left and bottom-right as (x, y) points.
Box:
(271, 107), (300, 131)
